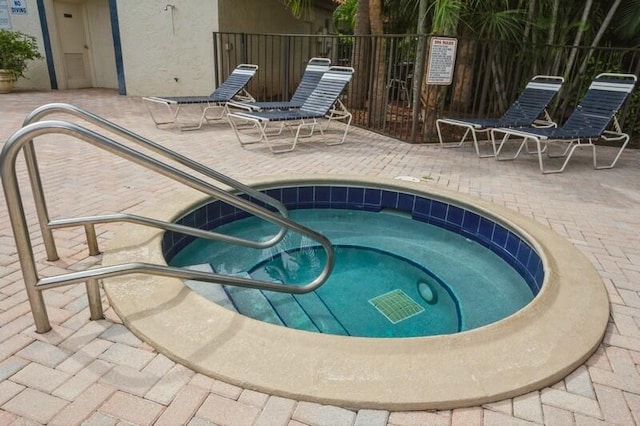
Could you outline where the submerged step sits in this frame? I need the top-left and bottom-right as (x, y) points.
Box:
(224, 285), (284, 326)
(293, 292), (349, 336)
(262, 291), (319, 332)
(184, 264), (237, 312)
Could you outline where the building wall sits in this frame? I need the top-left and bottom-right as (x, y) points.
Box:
(218, 0), (313, 34)
(4, 0), (334, 95)
(5, 0), (50, 90)
(86, 0), (117, 89)
(115, 0), (220, 96)
(5, 0), (118, 91)
(217, 0), (334, 99)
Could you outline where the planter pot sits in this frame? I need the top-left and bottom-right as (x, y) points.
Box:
(0, 70), (16, 94)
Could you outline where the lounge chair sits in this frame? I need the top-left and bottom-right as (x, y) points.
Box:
(436, 75), (565, 157)
(228, 58), (331, 112)
(491, 73), (637, 174)
(142, 64), (258, 130)
(227, 66), (354, 154)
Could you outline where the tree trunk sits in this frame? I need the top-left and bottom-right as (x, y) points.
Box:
(368, 0), (386, 127)
(563, 0), (593, 80)
(491, 56), (507, 113)
(422, 0), (461, 140)
(547, 0), (559, 45)
(523, 0), (536, 43)
(450, 37), (476, 114)
(349, 0), (371, 109)
(411, 0), (429, 141)
(578, 0), (623, 74)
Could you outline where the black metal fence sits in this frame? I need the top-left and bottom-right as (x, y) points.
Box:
(213, 32), (640, 145)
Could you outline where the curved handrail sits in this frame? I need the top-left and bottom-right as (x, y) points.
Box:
(36, 262), (324, 294)
(20, 103), (290, 255)
(0, 120), (336, 332)
(48, 213), (272, 248)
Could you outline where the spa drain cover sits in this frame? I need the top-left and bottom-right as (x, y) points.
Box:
(369, 289), (424, 324)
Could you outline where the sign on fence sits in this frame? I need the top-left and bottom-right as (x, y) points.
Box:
(426, 37), (457, 85)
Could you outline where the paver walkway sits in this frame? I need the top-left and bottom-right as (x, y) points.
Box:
(0, 89), (639, 425)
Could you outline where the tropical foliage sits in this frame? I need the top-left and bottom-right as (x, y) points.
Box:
(282, 0), (639, 140)
(327, 0), (639, 47)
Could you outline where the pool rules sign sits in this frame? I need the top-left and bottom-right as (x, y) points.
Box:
(426, 37), (457, 85)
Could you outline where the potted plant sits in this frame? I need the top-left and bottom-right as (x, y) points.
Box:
(0, 29), (43, 93)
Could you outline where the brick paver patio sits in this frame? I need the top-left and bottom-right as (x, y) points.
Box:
(0, 89), (639, 425)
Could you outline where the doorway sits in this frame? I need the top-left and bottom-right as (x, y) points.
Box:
(55, 1), (92, 88)
(53, 0), (118, 90)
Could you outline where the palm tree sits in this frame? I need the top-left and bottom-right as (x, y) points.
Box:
(578, 0), (624, 74)
(285, 0), (638, 141)
(350, 0), (371, 109)
(612, 0), (640, 41)
(368, 0), (387, 125)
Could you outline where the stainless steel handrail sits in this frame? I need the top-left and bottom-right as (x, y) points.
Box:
(48, 213), (276, 248)
(1, 119), (335, 333)
(35, 263), (326, 294)
(21, 103), (291, 260)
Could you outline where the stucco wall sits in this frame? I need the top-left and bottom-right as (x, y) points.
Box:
(219, 0), (313, 34)
(4, 0), (334, 95)
(116, 0), (220, 97)
(217, 0), (334, 99)
(4, 0), (49, 91)
(86, 0), (117, 89)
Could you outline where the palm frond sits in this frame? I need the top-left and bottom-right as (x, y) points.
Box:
(283, 0), (312, 19)
(612, 0), (640, 40)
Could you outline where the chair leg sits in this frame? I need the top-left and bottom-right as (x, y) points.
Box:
(513, 136), (557, 174)
(264, 122), (286, 137)
(471, 131), (496, 158)
(437, 120), (494, 157)
(436, 120), (471, 149)
(227, 114), (267, 145)
(541, 142), (593, 174)
(142, 98), (179, 127)
(323, 99), (350, 132)
(292, 119), (317, 139)
(178, 116), (205, 131)
(545, 140), (575, 158)
(177, 103), (227, 131)
(203, 104), (227, 122)
(494, 132), (532, 161)
(324, 112), (352, 146)
(594, 134), (630, 170)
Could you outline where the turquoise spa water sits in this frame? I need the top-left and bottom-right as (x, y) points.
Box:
(170, 209), (534, 338)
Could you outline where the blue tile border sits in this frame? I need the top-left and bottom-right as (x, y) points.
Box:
(162, 185), (544, 294)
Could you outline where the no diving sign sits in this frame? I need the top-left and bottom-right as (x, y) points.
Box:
(10, 0), (26, 14)
(426, 37), (457, 85)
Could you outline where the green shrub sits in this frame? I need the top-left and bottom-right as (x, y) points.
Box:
(0, 29), (43, 81)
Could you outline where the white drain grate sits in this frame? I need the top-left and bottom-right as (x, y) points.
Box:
(369, 289), (424, 324)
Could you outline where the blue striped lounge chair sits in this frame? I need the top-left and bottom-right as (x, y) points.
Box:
(142, 63), (258, 130)
(228, 57), (331, 112)
(436, 75), (565, 157)
(227, 66), (354, 153)
(491, 73), (637, 173)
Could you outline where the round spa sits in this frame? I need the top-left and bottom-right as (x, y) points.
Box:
(102, 175), (609, 410)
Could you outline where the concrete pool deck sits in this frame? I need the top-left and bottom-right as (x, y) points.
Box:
(0, 89), (639, 424)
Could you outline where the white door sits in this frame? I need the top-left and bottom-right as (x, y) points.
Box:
(55, 1), (92, 89)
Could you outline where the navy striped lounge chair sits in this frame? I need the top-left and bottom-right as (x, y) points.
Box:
(228, 57), (331, 112)
(436, 75), (565, 157)
(227, 66), (354, 153)
(142, 63), (258, 130)
(491, 73), (637, 173)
